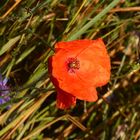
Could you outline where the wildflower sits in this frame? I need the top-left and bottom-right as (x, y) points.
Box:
(48, 38), (111, 109)
(0, 74), (10, 105)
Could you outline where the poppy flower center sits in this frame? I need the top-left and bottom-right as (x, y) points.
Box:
(66, 58), (80, 73)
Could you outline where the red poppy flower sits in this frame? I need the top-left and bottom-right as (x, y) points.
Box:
(48, 38), (110, 109)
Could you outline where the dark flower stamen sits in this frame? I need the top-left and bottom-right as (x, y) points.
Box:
(66, 58), (80, 73)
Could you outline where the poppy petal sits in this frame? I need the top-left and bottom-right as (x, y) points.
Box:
(55, 40), (93, 50)
(50, 47), (83, 84)
(48, 38), (110, 109)
(76, 38), (110, 86)
(55, 40), (94, 57)
(60, 73), (98, 101)
(50, 60), (98, 102)
(57, 89), (76, 109)
(51, 39), (103, 84)
(48, 58), (76, 109)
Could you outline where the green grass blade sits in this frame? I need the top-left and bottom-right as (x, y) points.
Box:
(66, 0), (120, 41)
(0, 35), (21, 56)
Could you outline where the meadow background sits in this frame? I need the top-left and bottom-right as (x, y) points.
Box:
(0, 0), (140, 139)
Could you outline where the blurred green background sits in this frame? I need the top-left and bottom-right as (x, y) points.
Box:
(0, 0), (140, 139)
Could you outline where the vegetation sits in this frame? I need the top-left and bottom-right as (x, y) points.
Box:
(0, 0), (140, 139)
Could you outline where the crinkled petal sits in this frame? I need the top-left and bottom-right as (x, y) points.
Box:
(48, 39), (110, 108)
(51, 40), (105, 84)
(49, 55), (98, 101)
(57, 89), (76, 109)
(55, 40), (93, 52)
(52, 38), (110, 87)
(54, 69), (98, 101)
(76, 38), (110, 87)
(49, 57), (76, 109)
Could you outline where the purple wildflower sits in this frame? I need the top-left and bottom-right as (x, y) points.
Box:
(0, 74), (10, 105)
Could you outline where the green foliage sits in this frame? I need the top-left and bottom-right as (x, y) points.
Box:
(0, 0), (140, 139)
